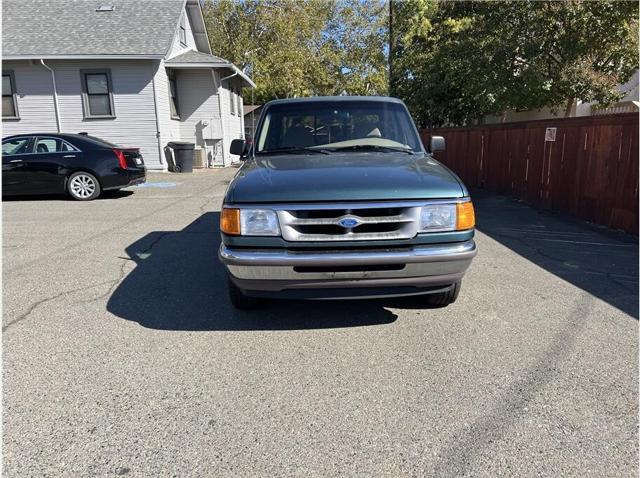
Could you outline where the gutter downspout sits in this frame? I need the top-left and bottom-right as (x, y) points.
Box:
(219, 71), (240, 166)
(220, 71), (239, 83)
(151, 69), (164, 167)
(40, 59), (61, 132)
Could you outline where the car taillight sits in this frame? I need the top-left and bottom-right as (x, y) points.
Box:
(113, 149), (128, 169)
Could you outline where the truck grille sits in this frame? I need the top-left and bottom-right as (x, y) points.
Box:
(277, 204), (421, 242)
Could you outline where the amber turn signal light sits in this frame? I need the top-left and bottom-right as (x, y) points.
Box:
(456, 202), (475, 230)
(221, 208), (241, 235)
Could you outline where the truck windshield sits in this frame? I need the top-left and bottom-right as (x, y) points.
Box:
(255, 101), (422, 154)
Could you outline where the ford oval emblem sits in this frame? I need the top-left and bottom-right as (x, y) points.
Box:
(338, 217), (360, 228)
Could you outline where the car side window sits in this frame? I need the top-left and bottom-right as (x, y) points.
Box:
(34, 137), (78, 154)
(2, 137), (31, 155)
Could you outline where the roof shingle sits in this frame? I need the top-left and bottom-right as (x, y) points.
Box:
(165, 50), (227, 65)
(2, 0), (185, 57)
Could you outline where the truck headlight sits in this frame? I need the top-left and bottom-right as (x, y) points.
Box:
(241, 209), (280, 236)
(419, 202), (475, 232)
(419, 204), (456, 232)
(221, 208), (280, 236)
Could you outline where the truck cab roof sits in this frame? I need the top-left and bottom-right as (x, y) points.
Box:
(264, 96), (406, 107)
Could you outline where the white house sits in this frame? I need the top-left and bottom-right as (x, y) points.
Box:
(1, 0), (254, 169)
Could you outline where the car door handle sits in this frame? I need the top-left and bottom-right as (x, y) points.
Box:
(63, 155), (76, 158)
(9, 159), (22, 163)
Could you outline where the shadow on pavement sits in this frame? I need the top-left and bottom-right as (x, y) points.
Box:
(2, 189), (134, 201)
(473, 190), (638, 319)
(107, 212), (400, 331)
(3, 194), (69, 201)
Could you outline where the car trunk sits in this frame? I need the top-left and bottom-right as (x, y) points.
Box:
(120, 148), (144, 168)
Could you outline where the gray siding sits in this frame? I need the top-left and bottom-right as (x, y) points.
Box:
(2, 1), (251, 170)
(155, 64), (225, 166)
(2, 61), (58, 133)
(55, 60), (161, 168)
(2, 58), (247, 169)
(2, 59), (163, 169)
(218, 78), (245, 164)
(168, 9), (199, 59)
(176, 69), (221, 142)
(154, 60), (181, 156)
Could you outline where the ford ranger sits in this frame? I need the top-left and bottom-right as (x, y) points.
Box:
(219, 96), (476, 309)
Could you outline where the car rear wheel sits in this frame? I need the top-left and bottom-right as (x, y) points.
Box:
(228, 277), (260, 309)
(425, 281), (461, 307)
(68, 172), (101, 201)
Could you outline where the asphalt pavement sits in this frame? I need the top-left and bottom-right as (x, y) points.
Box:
(3, 169), (638, 477)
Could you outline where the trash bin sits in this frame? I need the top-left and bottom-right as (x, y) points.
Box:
(167, 141), (195, 173)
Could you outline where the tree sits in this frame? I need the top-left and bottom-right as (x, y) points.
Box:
(203, 0), (333, 103)
(324, 0), (389, 96)
(203, 0), (388, 104)
(391, 1), (639, 127)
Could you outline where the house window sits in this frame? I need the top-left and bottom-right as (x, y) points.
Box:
(169, 74), (180, 119)
(237, 89), (242, 117)
(2, 71), (19, 119)
(179, 15), (187, 46)
(81, 69), (115, 118)
(229, 88), (235, 115)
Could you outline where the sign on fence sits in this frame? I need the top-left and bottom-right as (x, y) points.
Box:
(544, 127), (557, 142)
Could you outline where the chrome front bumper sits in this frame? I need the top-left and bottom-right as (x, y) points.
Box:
(219, 240), (477, 293)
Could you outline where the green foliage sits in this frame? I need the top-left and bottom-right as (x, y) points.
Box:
(391, 0), (639, 127)
(325, 0), (389, 96)
(203, 0), (389, 104)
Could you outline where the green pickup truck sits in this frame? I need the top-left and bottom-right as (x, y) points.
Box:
(219, 96), (476, 309)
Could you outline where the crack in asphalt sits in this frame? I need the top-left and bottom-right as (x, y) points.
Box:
(199, 195), (218, 216)
(77, 230), (177, 309)
(6, 182), (224, 275)
(4, 222), (187, 333)
(2, 279), (115, 332)
(139, 231), (174, 256)
(4, 181), (226, 333)
(82, 229), (178, 304)
(432, 293), (595, 476)
(491, 231), (639, 295)
(193, 195), (221, 227)
(79, 259), (133, 305)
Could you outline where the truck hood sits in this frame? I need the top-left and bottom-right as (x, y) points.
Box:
(225, 152), (466, 203)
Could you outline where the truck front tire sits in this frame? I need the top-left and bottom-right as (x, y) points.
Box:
(426, 281), (461, 307)
(228, 277), (260, 310)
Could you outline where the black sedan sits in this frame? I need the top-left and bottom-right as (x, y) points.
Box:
(2, 133), (146, 200)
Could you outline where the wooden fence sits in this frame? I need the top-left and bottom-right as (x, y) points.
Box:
(420, 113), (639, 234)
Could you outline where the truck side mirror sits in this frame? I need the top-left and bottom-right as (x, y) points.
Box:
(230, 139), (246, 156)
(430, 136), (445, 152)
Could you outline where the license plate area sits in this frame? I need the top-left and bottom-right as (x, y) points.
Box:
(293, 264), (406, 273)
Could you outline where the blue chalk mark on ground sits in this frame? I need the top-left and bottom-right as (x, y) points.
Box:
(135, 182), (177, 189)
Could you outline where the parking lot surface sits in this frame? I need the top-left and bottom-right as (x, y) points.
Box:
(3, 170), (638, 476)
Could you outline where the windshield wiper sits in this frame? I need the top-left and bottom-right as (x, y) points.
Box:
(328, 145), (414, 155)
(260, 147), (331, 155)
